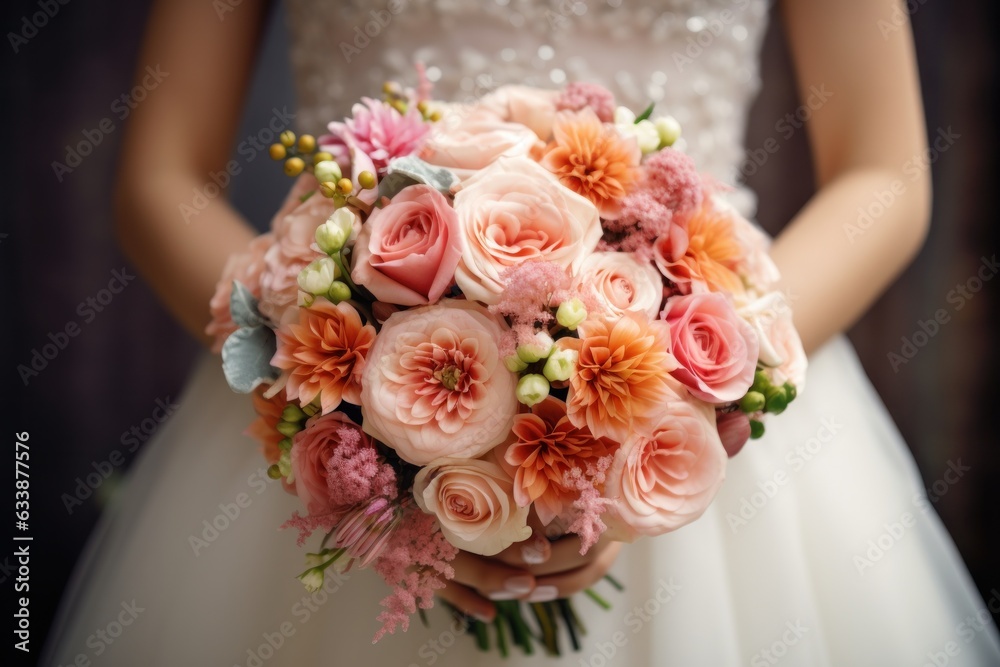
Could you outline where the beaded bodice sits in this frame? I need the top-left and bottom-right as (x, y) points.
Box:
(285, 0), (771, 215)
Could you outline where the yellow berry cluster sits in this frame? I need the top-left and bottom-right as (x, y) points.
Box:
(382, 80), (442, 122)
(268, 130), (333, 177)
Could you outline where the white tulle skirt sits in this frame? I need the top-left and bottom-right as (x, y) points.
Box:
(42, 336), (1000, 666)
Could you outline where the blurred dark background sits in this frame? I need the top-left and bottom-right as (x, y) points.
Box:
(3, 0), (998, 661)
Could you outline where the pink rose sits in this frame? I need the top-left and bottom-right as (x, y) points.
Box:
(413, 456), (531, 556)
(480, 85), (559, 139)
(259, 180), (341, 322)
(290, 411), (371, 517)
(420, 106), (540, 180)
(452, 156), (602, 304)
(350, 185), (462, 306)
(206, 233), (273, 352)
(576, 252), (664, 320)
(663, 292), (759, 404)
(360, 299), (518, 465)
(605, 400), (727, 540)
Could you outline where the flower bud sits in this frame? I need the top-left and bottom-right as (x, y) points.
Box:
(749, 419), (765, 440)
(783, 381), (798, 403)
(516, 374), (550, 407)
(313, 151), (334, 165)
(284, 157), (305, 177)
(276, 420), (302, 438)
(304, 552), (327, 569)
(613, 106), (637, 125)
(327, 280), (353, 304)
(516, 331), (555, 363)
(281, 404), (308, 423)
(542, 348), (578, 383)
(267, 464), (282, 479)
(337, 178), (354, 195)
(297, 567), (324, 592)
(655, 115), (682, 147)
(764, 386), (788, 415)
(504, 354), (529, 373)
(739, 391), (765, 413)
(556, 298), (588, 330)
(278, 449), (293, 478)
(358, 170), (377, 190)
(280, 130), (296, 148)
(297, 134), (316, 153)
(297, 257), (338, 295)
(314, 160), (343, 185)
(632, 119), (662, 154)
(297, 292), (315, 308)
(315, 208), (357, 254)
(269, 144), (286, 160)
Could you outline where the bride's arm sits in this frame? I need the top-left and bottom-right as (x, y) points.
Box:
(115, 0), (270, 346)
(772, 0), (931, 353)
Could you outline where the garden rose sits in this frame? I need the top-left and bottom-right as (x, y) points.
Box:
(576, 251), (664, 319)
(413, 456), (531, 556)
(453, 156), (602, 304)
(480, 85), (559, 139)
(420, 106), (540, 180)
(291, 411), (371, 517)
(360, 300), (518, 465)
(605, 400), (727, 540)
(740, 292), (807, 391)
(206, 233), (273, 352)
(350, 184), (462, 306)
(662, 292), (759, 404)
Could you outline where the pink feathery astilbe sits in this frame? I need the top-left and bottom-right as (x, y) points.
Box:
(555, 82), (617, 123)
(371, 509), (458, 642)
(563, 455), (615, 555)
(329, 97), (431, 172)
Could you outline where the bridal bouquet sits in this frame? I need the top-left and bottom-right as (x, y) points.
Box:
(208, 72), (806, 654)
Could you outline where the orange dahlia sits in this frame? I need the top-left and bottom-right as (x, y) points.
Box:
(538, 108), (641, 217)
(653, 199), (746, 295)
(560, 312), (682, 443)
(271, 299), (376, 414)
(246, 388), (286, 464)
(504, 396), (616, 525)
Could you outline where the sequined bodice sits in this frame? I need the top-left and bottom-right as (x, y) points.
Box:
(285, 0), (771, 215)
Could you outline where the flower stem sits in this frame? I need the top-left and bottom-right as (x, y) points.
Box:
(583, 587), (611, 610)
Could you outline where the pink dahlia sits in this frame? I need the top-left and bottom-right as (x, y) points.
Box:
(329, 97), (430, 172)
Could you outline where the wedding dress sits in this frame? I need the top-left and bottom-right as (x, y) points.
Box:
(42, 1), (1000, 665)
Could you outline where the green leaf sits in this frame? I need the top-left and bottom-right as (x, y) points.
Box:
(221, 325), (279, 393)
(635, 101), (655, 123)
(229, 280), (266, 329)
(378, 155), (458, 199)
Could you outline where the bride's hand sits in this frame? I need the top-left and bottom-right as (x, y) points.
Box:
(436, 526), (622, 621)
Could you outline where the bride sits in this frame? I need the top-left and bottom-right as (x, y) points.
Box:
(42, 0), (1000, 665)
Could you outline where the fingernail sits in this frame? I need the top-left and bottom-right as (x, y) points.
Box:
(488, 591), (521, 601)
(526, 586), (559, 603)
(504, 575), (534, 594)
(521, 535), (550, 565)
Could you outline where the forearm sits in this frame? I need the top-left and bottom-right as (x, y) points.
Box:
(115, 172), (256, 346)
(769, 165), (929, 353)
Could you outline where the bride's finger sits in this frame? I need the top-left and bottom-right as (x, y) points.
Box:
(533, 541), (622, 599)
(435, 580), (496, 622)
(449, 551), (537, 600)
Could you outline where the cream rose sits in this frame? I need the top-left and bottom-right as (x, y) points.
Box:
(480, 85), (559, 139)
(413, 457), (531, 556)
(577, 252), (664, 319)
(605, 399), (727, 540)
(452, 156), (602, 304)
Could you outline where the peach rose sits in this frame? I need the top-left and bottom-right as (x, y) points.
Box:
(206, 233), (273, 352)
(480, 85), (559, 139)
(413, 457), (531, 556)
(350, 184), (462, 306)
(605, 399), (727, 540)
(662, 292), (759, 404)
(576, 251), (664, 320)
(259, 182), (340, 322)
(453, 156), (602, 304)
(420, 106), (540, 180)
(291, 411), (370, 517)
(360, 300), (518, 465)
